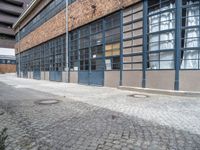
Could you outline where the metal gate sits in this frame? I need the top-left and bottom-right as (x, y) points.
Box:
(22, 70), (28, 78)
(72, 22), (105, 86)
(79, 71), (104, 86)
(33, 59), (41, 80)
(49, 71), (62, 81)
(49, 38), (63, 82)
(78, 47), (104, 86)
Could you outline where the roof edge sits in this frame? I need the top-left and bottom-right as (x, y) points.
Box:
(13, 0), (40, 29)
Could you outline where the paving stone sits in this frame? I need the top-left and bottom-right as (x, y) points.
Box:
(0, 74), (200, 149)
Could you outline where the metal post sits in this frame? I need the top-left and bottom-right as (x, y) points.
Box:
(89, 26), (91, 85)
(78, 30), (80, 84)
(174, 0), (181, 90)
(102, 19), (106, 86)
(66, 0), (69, 83)
(119, 10), (123, 86)
(142, 0), (148, 88)
(198, 1), (200, 70)
(18, 26), (21, 78)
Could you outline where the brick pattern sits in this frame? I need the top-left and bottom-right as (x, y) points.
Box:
(18, 0), (51, 31)
(15, 9), (66, 54)
(15, 0), (141, 53)
(0, 64), (16, 73)
(68, 0), (141, 31)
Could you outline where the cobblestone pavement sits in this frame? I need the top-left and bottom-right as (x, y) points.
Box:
(0, 74), (200, 150)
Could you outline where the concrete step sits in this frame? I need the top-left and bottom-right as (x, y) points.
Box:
(118, 86), (200, 97)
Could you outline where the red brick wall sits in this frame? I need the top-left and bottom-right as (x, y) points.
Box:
(15, 0), (52, 32)
(15, 9), (66, 54)
(68, 0), (141, 31)
(15, 0), (141, 53)
(0, 64), (16, 73)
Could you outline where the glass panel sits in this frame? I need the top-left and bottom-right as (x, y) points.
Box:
(181, 0), (200, 69)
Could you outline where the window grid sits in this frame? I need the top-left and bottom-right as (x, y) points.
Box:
(68, 0), (76, 5)
(123, 2), (143, 71)
(180, 0), (200, 69)
(18, 35), (66, 73)
(0, 59), (16, 64)
(147, 0), (176, 70)
(17, 0), (66, 41)
(105, 12), (121, 70)
(69, 12), (121, 71)
(69, 31), (79, 71)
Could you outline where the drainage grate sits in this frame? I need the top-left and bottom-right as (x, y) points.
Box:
(35, 99), (60, 105)
(0, 110), (4, 116)
(128, 94), (149, 98)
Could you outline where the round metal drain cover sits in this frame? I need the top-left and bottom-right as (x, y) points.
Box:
(35, 99), (60, 105)
(129, 94), (149, 98)
(0, 111), (4, 116)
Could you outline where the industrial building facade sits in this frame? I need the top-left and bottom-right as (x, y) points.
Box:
(0, 0), (32, 73)
(14, 0), (200, 91)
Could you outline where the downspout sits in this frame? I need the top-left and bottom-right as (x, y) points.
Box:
(18, 26), (21, 78)
(174, 0), (181, 90)
(142, 0), (148, 88)
(119, 10), (123, 86)
(119, 0), (124, 86)
(66, 0), (69, 83)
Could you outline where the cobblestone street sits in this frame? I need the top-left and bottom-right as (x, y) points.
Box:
(0, 74), (200, 150)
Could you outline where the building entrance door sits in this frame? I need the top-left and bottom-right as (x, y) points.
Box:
(49, 47), (62, 82)
(33, 59), (41, 80)
(78, 46), (104, 86)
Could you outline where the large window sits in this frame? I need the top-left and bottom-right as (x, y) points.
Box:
(68, 0), (76, 5)
(105, 13), (121, 70)
(0, 59), (16, 64)
(18, 34), (66, 73)
(69, 31), (79, 71)
(181, 0), (200, 69)
(123, 2), (143, 70)
(69, 12), (121, 71)
(18, 0), (66, 40)
(90, 21), (104, 71)
(147, 0), (175, 70)
(79, 25), (90, 71)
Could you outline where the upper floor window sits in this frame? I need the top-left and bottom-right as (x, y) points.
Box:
(68, 0), (76, 5)
(181, 0), (200, 69)
(147, 0), (176, 70)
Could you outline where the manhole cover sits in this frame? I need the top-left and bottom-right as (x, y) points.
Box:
(0, 111), (4, 115)
(128, 94), (149, 98)
(35, 99), (60, 105)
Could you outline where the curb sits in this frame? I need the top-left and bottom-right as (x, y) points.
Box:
(118, 86), (200, 97)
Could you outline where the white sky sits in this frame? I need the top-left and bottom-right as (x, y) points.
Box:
(0, 48), (15, 56)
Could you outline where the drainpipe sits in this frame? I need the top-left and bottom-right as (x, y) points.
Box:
(66, 0), (69, 83)
(142, 0), (148, 88)
(119, 10), (123, 86)
(119, 0), (124, 86)
(174, 0), (181, 90)
(18, 26), (21, 78)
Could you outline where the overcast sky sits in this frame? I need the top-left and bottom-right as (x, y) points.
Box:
(0, 48), (15, 56)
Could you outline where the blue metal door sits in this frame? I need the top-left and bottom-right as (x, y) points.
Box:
(23, 70), (28, 78)
(33, 60), (41, 80)
(89, 58), (104, 86)
(79, 71), (89, 85)
(33, 69), (40, 80)
(49, 71), (54, 81)
(78, 54), (104, 86)
(89, 71), (104, 86)
(49, 71), (62, 82)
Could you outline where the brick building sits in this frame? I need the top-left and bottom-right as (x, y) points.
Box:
(14, 0), (200, 91)
(0, 0), (32, 73)
(0, 55), (16, 73)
